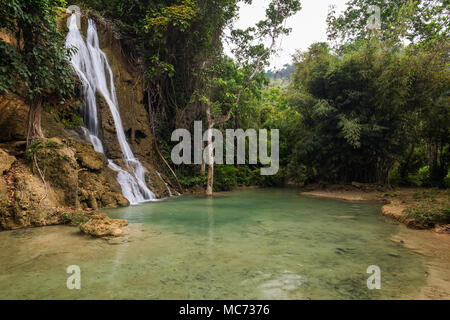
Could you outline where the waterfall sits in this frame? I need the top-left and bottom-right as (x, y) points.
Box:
(156, 171), (173, 197)
(66, 14), (156, 205)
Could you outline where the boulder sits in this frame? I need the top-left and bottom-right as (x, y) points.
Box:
(72, 140), (107, 171)
(0, 148), (15, 174)
(0, 94), (29, 142)
(79, 213), (128, 238)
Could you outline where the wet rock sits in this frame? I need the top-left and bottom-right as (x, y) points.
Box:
(79, 213), (128, 238)
(30, 138), (79, 207)
(100, 192), (129, 208)
(72, 141), (107, 171)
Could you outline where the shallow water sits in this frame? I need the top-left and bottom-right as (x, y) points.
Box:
(0, 189), (426, 299)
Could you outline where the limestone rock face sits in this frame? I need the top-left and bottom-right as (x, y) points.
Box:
(0, 136), (129, 231)
(0, 149), (15, 174)
(1, 158), (63, 230)
(95, 22), (154, 162)
(73, 140), (107, 171)
(0, 94), (29, 142)
(97, 92), (122, 160)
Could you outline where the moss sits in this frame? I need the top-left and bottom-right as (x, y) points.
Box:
(407, 205), (450, 227)
(72, 141), (107, 171)
(61, 211), (91, 226)
(44, 99), (84, 130)
(61, 114), (83, 129)
(25, 138), (79, 207)
(406, 189), (450, 227)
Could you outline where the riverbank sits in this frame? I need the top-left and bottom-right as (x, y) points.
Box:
(301, 185), (450, 300)
(392, 225), (450, 299)
(301, 186), (449, 232)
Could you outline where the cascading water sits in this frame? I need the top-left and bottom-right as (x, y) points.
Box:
(156, 171), (173, 197)
(66, 14), (156, 205)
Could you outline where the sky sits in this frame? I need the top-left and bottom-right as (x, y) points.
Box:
(225, 0), (349, 70)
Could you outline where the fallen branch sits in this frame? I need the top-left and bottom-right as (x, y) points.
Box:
(154, 140), (184, 193)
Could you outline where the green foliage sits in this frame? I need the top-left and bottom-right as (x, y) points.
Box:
(61, 211), (89, 225)
(266, 64), (296, 82)
(179, 174), (207, 189)
(75, 0), (448, 192)
(444, 170), (450, 188)
(0, 0), (75, 101)
(282, 38), (449, 186)
(214, 165), (238, 191)
(61, 115), (83, 129)
(144, 0), (199, 32)
(417, 166), (432, 187)
(327, 0), (449, 46)
(25, 138), (61, 162)
(407, 204), (450, 226)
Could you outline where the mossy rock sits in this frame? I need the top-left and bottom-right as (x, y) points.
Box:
(0, 148), (15, 174)
(79, 213), (128, 238)
(0, 94), (29, 142)
(27, 138), (79, 207)
(73, 141), (107, 171)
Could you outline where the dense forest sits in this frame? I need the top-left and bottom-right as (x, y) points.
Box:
(0, 0), (449, 194)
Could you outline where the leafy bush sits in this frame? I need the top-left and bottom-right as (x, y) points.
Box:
(179, 175), (207, 189)
(444, 170), (450, 188)
(236, 166), (253, 186)
(417, 166), (431, 187)
(407, 204), (450, 227)
(256, 167), (286, 187)
(214, 165), (238, 191)
(389, 165), (402, 186)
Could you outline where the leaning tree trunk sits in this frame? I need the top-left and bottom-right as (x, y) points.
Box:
(27, 96), (44, 145)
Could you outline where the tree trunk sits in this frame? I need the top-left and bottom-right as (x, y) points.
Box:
(201, 140), (206, 175)
(27, 96), (44, 145)
(206, 159), (214, 196)
(206, 104), (214, 196)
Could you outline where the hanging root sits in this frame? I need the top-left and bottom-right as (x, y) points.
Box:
(34, 153), (48, 205)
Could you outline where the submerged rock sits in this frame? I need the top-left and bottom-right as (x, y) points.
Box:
(79, 213), (128, 238)
(59, 209), (128, 238)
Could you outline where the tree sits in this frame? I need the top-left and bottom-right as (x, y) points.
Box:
(0, 0), (74, 144)
(199, 0), (301, 195)
(327, 0), (449, 46)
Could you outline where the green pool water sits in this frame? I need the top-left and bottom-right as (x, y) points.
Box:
(0, 188), (426, 299)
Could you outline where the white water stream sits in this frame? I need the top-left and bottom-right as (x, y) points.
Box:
(66, 14), (156, 204)
(156, 171), (173, 197)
